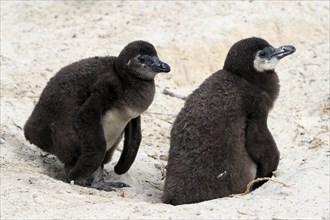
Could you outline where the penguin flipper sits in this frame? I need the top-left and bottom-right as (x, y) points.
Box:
(245, 116), (280, 179)
(114, 116), (142, 174)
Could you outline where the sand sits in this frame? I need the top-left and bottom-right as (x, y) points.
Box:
(1, 1), (329, 219)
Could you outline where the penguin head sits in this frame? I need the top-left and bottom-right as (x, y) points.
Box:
(116, 40), (171, 81)
(223, 37), (295, 76)
(253, 44), (296, 72)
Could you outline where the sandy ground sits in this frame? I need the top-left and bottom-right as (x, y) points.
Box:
(1, 1), (329, 219)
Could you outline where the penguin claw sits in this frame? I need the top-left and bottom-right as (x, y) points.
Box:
(90, 180), (130, 192)
(110, 182), (130, 188)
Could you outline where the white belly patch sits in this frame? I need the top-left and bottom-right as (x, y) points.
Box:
(101, 108), (143, 151)
(249, 161), (257, 179)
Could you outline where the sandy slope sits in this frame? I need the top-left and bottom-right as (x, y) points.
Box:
(1, 1), (329, 219)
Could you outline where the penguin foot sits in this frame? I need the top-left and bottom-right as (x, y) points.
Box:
(90, 180), (130, 192)
(64, 163), (129, 191)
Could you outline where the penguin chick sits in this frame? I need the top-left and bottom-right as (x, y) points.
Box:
(24, 40), (171, 191)
(162, 37), (295, 205)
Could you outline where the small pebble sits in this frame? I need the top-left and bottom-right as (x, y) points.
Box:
(117, 191), (125, 198)
(159, 154), (168, 161)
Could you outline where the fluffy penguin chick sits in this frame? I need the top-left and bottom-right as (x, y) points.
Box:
(163, 37), (295, 205)
(24, 40), (170, 191)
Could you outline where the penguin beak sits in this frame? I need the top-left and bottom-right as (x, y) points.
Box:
(271, 45), (296, 59)
(150, 56), (171, 73)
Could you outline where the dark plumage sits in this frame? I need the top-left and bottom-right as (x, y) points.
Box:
(162, 37), (295, 205)
(24, 40), (170, 191)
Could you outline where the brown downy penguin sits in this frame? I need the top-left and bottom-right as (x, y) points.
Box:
(24, 40), (171, 191)
(162, 37), (295, 205)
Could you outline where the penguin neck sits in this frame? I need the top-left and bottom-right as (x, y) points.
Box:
(122, 74), (156, 111)
(225, 64), (280, 104)
(248, 71), (280, 105)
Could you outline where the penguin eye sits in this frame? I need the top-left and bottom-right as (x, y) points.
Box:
(137, 56), (145, 64)
(259, 51), (266, 58)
